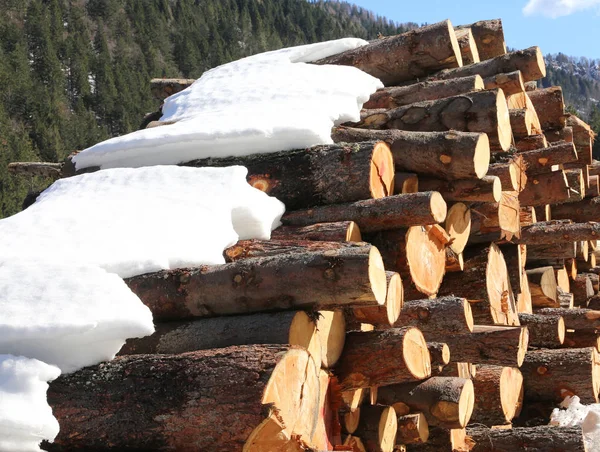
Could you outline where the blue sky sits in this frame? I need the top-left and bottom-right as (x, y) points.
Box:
(348, 0), (600, 59)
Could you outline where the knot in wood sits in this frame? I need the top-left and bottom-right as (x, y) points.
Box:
(324, 268), (336, 280)
(537, 366), (548, 375)
(418, 309), (430, 320)
(233, 274), (243, 284)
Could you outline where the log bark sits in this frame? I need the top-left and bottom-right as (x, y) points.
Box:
(363, 76), (484, 110)
(376, 377), (474, 429)
(526, 267), (558, 307)
(224, 239), (366, 262)
(563, 330), (600, 351)
(456, 19), (507, 61)
(527, 241), (577, 261)
(545, 126), (574, 144)
(395, 296), (474, 335)
(395, 413), (429, 445)
(7, 161), (62, 179)
(517, 141), (578, 175)
(351, 271), (403, 328)
(517, 313), (565, 347)
(419, 176), (501, 203)
(314, 20), (462, 85)
(586, 175), (599, 198)
(435, 325), (529, 368)
(438, 244), (519, 325)
(182, 141), (394, 210)
(281, 192), (447, 233)
(470, 365), (524, 426)
(552, 197), (600, 223)
(486, 157), (527, 192)
(520, 221), (600, 245)
(572, 274), (595, 307)
(336, 327), (431, 392)
(521, 347), (600, 403)
(469, 192), (521, 243)
(331, 128), (490, 180)
(557, 288), (574, 309)
(445, 202), (471, 254)
(467, 426), (587, 452)
(483, 70), (525, 96)
(428, 342), (451, 375)
(515, 134), (548, 151)
(527, 86), (566, 131)
(45, 346), (320, 452)
(427, 46), (545, 83)
(537, 307), (600, 331)
(525, 81), (538, 91)
(518, 170), (570, 206)
(150, 77), (195, 100)
(353, 89), (512, 152)
(271, 221), (362, 242)
(454, 28), (480, 65)
(509, 108), (541, 138)
(408, 427), (470, 452)
(567, 114), (594, 165)
(366, 226), (446, 298)
(125, 244), (388, 321)
(349, 405), (397, 452)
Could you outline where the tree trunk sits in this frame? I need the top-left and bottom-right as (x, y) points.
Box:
(125, 245), (388, 321)
(350, 406), (397, 452)
(527, 242), (577, 262)
(445, 247), (464, 272)
(518, 170), (570, 206)
(563, 330), (600, 350)
(565, 168), (586, 203)
(467, 426), (587, 452)
(552, 197), (600, 223)
(526, 267), (558, 307)
(7, 161), (62, 179)
(521, 347), (600, 403)
(182, 142), (395, 210)
(314, 20), (462, 85)
(44, 346), (320, 452)
(586, 175), (599, 198)
(395, 413), (429, 445)
(363, 76), (484, 110)
(395, 296), (474, 335)
(515, 134), (548, 151)
(567, 114), (594, 165)
(351, 271), (403, 328)
(545, 126), (574, 144)
(519, 220), (600, 245)
(487, 155), (528, 192)
(454, 28), (480, 65)
(483, 70), (525, 96)
(271, 221), (362, 242)
(527, 86), (566, 131)
(571, 274), (595, 307)
(281, 192), (447, 233)
(509, 108), (541, 138)
(469, 192), (521, 243)
(376, 377), (474, 429)
(517, 313), (565, 347)
(353, 90), (512, 152)
(445, 203), (472, 254)
(419, 176), (501, 203)
(517, 141), (578, 174)
(335, 327), (431, 390)
(428, 342), (451, 375)
(224, 239), (368, 262)
(456, 19), (507, 61)
(537, 307), (600, 331)
(470, 365), (524, 426)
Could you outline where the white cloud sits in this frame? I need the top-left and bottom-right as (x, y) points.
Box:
(523, 0), (600, 18)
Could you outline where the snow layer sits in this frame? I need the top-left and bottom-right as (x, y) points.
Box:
(0, 165), (283, 278)
(0, 259), (154, 373)
(72, 38), (381, 170)
(0, 355), (60, 452)
(550, 395), (600, 449)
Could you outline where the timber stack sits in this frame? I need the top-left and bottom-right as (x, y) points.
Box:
(11, 17), (599, 452)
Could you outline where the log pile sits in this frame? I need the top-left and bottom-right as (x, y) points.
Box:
(11, 17), (598, 452)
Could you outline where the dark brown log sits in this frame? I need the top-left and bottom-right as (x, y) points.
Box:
(7, 161), (62, 179)
(456, 19), (507, 61)
(545, 126), (574, 144)
(336, 327), (431, 390)
(150, 78), (195, 100)
(520, 221), (600, 245)
(125, 244), (388, 321)
(182, 141), (394, 210)
(366, 226), (446, 298)
(470, 365), (524, 426)
(453, 28), (480, 65)
(419, 176), (501, 203)
(572, 275), (595, 307)
(517, 313), (565, 347)
(281, 192), (447, 233)
(350, 405), (397, 452)
(408, 428), (470, 452)
(427, 46), (545, 83)
(271, 221), (362, 242)
(552, 197), (600, 223)
(526, 267), (558, 307)
(534, 204), (551, 222)
(224, 239), (366, 262)
(377, 377), (474, 429)
(586, 175), (599, 198)
(438, 244), (519, 325)
(469, 192), (521, 243)
(331, 128), (490, 180)
(525, 81), (538, 91)
(521, 347), (600, 403)
(527, 242), (576, 261)
(563, 330), (600, 351)
(354, 89), (512, 152)
(588, 295), (600, 310)
(428, 342), (451, 375)
(351, 271), (403, 328)
(483, 70), (525, 96)
(518, 170), (570, 206)
(527, 86), (566, 131)
(395, 413), (429, 445)
(517, 141), (578, 175)
(537, 307), (600, 331)
(45, 346), (320, 452)
(509, 108), (541, 138)
(315, 20), (462, 85)
(395, 296), (474, 335)
(567, 114), (595, 165)
(395, 173), (419, 193)
(435, 325), (529, 368)
(363, 76), (484, 110)
(486, 157), (528, 192)
(515, 134), (548, 151)
(467, 426), (587, 452)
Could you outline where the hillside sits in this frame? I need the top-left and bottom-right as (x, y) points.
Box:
(0, 0), (416, 218)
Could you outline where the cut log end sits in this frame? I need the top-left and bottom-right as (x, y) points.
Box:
(499, 367), (524, 422)
(496, 89), (513, 151)
(369, 246), (389, 306)
(379, 406), (398, 452)
(316, 310), (346, 369)
(289, 311), (323, 368)
(447, 20), (464, 68)
(406, 225), (447, 296)
(445, 203), (472, 254)
(405, 327), (433, 380)
(487, 243), (518, 325)
(534, 46), (547, 78)
(474, 129), (492, 179)
(370, 141), (396, 198)
(431, 191), (448, 223)
(347, 222), (363, 242)
(458, 378), (475, 428)
(387, 272), (404, 326)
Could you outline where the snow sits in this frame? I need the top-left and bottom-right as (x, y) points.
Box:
(72, 38), (380, 170)
(0, 355), (60, 452)
(550, 395), (600, 449)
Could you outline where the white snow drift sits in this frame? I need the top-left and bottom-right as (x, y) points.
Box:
(550, 395), (600, 449)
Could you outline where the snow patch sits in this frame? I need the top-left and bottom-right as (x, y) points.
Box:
(550, 395), (600, 449)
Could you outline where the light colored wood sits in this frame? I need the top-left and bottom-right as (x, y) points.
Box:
(394, 173), (419, 194)
(456, 19), (507, 60)
(509, 108), (541, 138)
(567, 114), (594, 165)
(520, 206), (537, 226)
(470, 365), (524, 426)
(395, 413), (429, 445)
(454, 28), (480, 65)
(469, 192), (521, 243)
(349, 405), (397, 452)
(352, 272), (403, 328)
(445, 203), (471, 254)
(526, 267), (558, 308)
(527, 86), (566, 131)
(428, 342), (451, 375)
(315, 310), (346, 369)
(488, 157), (528, 192)
(484, 71), (525, 96)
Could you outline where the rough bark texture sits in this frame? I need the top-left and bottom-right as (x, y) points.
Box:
(509, 108), (537, 138)
(519, 221), (600, 245)
(527, 242), (577, 261)
(353, 89), (511, 152)
(515, 134), (548, 151)
(454, 28), (480, 65)
(521, 347), (600, 403)
(563, 330), (600, 350)
(456, 19), (507, 61)
(545, 126), (574, 144)
(335, 327), (431, 390)
(527, 86), (566, 131)
(487, 158), (527, 192)
(350, 271), (403, 328)
(552, 197), (600, 223)
(125, 244), (387, 321)
(363, 76), (484, 110)
(428, 46), (545, 83)
(150, 77), (194, 100)
(409, 427), (470, 452)
(44, 346), (319, 452)
(470, 365), (524, 426)
(224, 239), (363, 262)
(181, 141), (394, 210)
(526, 266), (558, 308)
(567, 114), (594, 165)
(484, 70), (525, 96)
(469, 192), (521, 243)
(517, 141), (578, 175)
(271, 221), (361, 243)
(376, 377), (474, 429)
(428, 342), (451, 375)
(419, 176), (501, 203)
(467, 426), (587, 452)
(395, 296), (474, 335)
(518, 313), (565, 348)
(351, 405), (397, 452)
(7, 161), (62, 179)
(586, 175), (599, 198)
(571, 275), (595, 307)
(281, 192), (447, 233)
(518, 170), (570, 207)
(314, 20), (462, 85)
(332, 127), (490, 180)
(536, 307), (600, 331)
